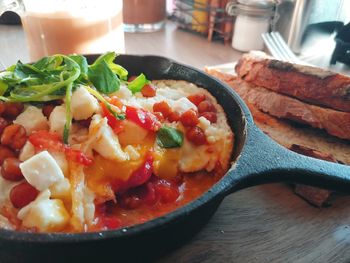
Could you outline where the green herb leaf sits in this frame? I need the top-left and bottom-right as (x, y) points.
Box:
(128, 73), (149, 94)
(93, 52), (128, 80)
(156, 126), (184, 148)
(69, 55), (88, 75)
(88, 60), (120, 94)
(33, 56), (63, 71)
(63, 82), (73, 144)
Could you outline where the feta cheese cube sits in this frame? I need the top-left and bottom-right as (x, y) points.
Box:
(49, 105), (66, 137)
(49, 151), (69, 176)
(71, 86), (99, 120)
(13, 106), (48, 134)
(49, 177), (71, 200)
(18, 190), (69, 232)
(19, 141), (35, 162)
(89, 115), (127, 162)
(19, 151), (64, 191)
(171, 97), (197, 115)
(118, 120), (149, 145)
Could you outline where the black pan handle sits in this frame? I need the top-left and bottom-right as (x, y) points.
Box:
(227, 126), (350, 194)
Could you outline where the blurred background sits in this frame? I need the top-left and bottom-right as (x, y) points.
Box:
(0, 0), (349, 73)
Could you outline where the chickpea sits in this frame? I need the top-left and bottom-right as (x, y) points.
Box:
(10, 182), (39, 208)
(1, 124), (27, 150)
(0, 146), (16, 165)
(3, 102), (24, 119)
(1, 158), (23, 181)
(42, 104), (55, 118)
(0, 117), (9, 136)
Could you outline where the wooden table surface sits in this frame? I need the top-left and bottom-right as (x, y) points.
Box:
(1, 21), (350, 263)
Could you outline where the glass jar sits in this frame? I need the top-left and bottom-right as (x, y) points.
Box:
(226, 0), (278, 51)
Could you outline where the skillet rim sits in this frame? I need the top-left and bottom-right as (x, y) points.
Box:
(0, 54), (253, 243)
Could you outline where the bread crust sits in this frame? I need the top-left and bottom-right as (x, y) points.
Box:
(235, 52), (350, 112)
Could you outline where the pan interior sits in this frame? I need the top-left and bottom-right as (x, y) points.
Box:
(0, 54), (251, 242)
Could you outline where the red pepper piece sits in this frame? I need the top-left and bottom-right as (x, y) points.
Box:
(29, 131), (93, 166)
(125, 106), (161, 132)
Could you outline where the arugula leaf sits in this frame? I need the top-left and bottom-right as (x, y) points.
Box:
(93, 52), (128, 80)
(63, 82), (73, 144)
(128, 73), (149, 94)
(69, 55), (88, 75)
(156, 126), (184, 148)
(88, 59), (120, 94)
(33, 56), (63, 71)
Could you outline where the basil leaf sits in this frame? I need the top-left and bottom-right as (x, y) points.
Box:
(88, 60), (120, 94)
(156, 126), (184, 148)
(128, 73), (149, 94)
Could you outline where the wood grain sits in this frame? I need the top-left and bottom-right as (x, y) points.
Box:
(0, 20), (349, 263)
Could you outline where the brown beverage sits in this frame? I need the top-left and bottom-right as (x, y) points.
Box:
(22, 8), (124, 61)
(123, 0), (166, 32)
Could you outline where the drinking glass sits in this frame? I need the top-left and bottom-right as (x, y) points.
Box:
(0, 0), (125, 61)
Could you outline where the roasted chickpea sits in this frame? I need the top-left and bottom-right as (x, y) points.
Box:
(1, 124), (27, 150)
(10, 182), (39, 209)
(3, 102), (24, 119)
(0, 146), (16, 165)
(1, 158), (23, 181)
(0, 117), (9, 136)
(42, 104), (55, 118)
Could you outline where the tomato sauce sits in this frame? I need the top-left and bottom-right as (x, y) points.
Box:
(91, 171), (222, 231)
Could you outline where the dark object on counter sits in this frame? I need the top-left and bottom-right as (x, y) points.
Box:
(331, 22), (350, 66)
(0, 55), (350, 263)
(0, 11), (21, 25)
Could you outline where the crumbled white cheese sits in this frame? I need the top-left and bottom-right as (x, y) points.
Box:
(124, 145), (141, 160)
(18, 190), (69, 232)
(49, 177), (71, 200)
(170, 97), (197, 115)
(89, 115), (127, 162)
(49, 105), (66, 137)
(19, 141), (35, 162)
(118, 120), (149, 145)
(13, 106), (48, 134)
(71, 86), (99, 120)
(49, 151), (68, 176)
(19, 151), (65, 191)
(110, 84), (132, 99)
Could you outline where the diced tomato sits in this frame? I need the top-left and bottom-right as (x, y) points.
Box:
(154, 180), (180, 203)
(197, 100), (216, 113)
(153, 112), (164, 122)
(180, 110), (199, 127)
(10, 182), (39, 208)
(200, 112), (217, 123)
(28, 130), (64, 152)
(187, 94), (206, 106)
(186, 126), (207, 145)
(118, 152), (154, 192)
(125, 106), (161, 132)
(141, 84), (156, 97)
(65, 148), (93, 166)
(101, 103), (125, 134)
(29, 130), (93, 166)
(167, 111), (180, 122)
(153, 101), (172, 118)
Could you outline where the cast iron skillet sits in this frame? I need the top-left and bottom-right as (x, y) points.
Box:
(0, 55), (349, 263)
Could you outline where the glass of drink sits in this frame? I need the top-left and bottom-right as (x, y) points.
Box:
(0, 0), (125, 61)
(123, 0), (166, 33)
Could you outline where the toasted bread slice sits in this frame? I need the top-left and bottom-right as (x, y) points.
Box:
(235, 51), (350, 112)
